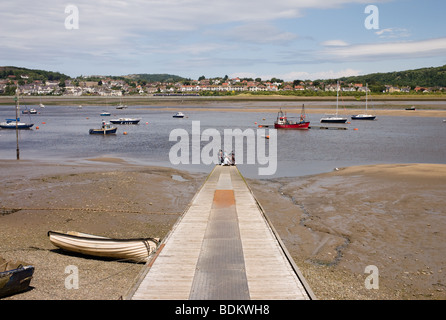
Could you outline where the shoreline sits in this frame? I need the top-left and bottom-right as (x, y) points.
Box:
(1, 94), (446, 106)
(1, 159), (445, 300)
(1, 96), (446, 118)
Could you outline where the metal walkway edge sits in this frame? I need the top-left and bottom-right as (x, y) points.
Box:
(125, 165), (315, 300)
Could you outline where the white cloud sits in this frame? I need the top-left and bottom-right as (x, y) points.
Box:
(223, 23), (298, 45)
(321, 40), (349, 47)
(325, 37), (446, 61)
(375, 27), (411, 39)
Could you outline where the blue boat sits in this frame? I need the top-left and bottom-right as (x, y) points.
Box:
(89, 121), (117, 135)
(100, 111), (111, 116)
(0, 118), (34, 129)
(0, 257), (34, 298)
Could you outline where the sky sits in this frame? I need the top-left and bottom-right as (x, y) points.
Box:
(1, 0), (446, 81)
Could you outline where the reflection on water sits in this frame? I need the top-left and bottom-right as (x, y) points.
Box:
(0, 104), (445, 179)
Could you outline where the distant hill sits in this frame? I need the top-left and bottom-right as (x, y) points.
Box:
(337, 65), (446, 88)
(124, 73), (187, 83)
(0, 66), (70, 82)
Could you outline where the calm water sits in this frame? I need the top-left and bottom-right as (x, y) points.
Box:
(1, 104), (445, 179)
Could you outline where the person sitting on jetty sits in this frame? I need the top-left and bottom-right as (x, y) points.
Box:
(221, 151), (232, 166)
(218, 149), (223, 164)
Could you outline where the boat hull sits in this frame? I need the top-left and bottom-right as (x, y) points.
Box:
(22, 109), (37, 114)
(89, 127), (117, 134)
(274, 121), (310, 129)
(0, 258), (34, 298)
(320, 118), (347, 123)
(110, 118), (141, 124)
(351, 115), (376, 120)
(48, 231), (159, 263)
(0, 122), (34, 129)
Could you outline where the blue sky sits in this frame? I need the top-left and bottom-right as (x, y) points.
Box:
(1, 0), (445, 80)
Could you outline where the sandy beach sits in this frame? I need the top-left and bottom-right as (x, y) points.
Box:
(249, 163), (446, 300)
(0, 158), (207, 300)
(1, 157), (445, 300)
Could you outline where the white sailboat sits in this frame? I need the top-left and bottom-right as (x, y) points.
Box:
(39, 97), (45, 108)
(0, 87), (34, 130)
(116, 97), (127, 109)
(320, 81), (347, 123)
(351, 84), (376, 120)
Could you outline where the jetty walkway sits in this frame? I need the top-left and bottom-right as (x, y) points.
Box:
(125, 165), (315, 300)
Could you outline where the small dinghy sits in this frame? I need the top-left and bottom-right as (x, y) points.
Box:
(48, 231), (159, 263)
(89, 121), (117, 135)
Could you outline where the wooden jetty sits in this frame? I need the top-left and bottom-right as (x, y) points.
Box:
(124, 165), (315, 300)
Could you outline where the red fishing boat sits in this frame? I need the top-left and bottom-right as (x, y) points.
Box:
(274, 105), (310, 129)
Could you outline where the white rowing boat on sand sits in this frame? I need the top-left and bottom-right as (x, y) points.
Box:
(48, 231), (159, 263)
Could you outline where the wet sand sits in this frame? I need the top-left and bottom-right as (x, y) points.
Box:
(0, 158), (207, 300)
(1, 160), (445, 300)
(249, 163), (446, 300)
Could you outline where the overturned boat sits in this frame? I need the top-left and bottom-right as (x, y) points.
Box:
(48, 231), (159, 263)
(0, 256), (34, 298)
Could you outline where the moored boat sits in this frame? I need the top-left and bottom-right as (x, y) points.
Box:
(274, 105), (310, 129)
(320, 81), (347, 123)
(320, 115), (348, 123)
(48, 231), (159, 263)
(0, 119), (34, 129)
(351, 114), (376, 120)
(89, 121), (117, 134)
(100, 111), (111, 116)
(0, 256), (34, 298)
(351, 84), (376, 120)
(22, 108), (37, 114)
(109, 118), (141, 124)
(173, 112), (185, 118)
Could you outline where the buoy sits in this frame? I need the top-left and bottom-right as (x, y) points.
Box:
(258, 125), (263, 128)
(354, 128), (358, 131)
(42, 122), (46, 124)
(347, 121), (351, 124)
(123, 132), (127, 135)
(262, 118), (266, 120)
(146, 122), (149, 125)
(265, 135), (270, 139)
(36, 126), (39, 130)
(254, 122), (257, 124)
(86, 117), (89, 119)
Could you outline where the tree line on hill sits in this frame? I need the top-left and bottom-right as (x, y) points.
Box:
(337, 65), (446, 89)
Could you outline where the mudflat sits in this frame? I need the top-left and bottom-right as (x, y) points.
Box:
(1, 160), (445, 299)
(248, 163), (446, 299)
(0, 158), (207, 300)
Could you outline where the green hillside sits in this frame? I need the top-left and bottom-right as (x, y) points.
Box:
(0, 66), (69, 82)
(124, 73), (187, 83)
(337, 65), (446, 88)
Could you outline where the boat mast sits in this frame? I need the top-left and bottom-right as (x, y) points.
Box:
(365, 83), (368, 112)
(15, 84), (20, 160)
(336, 80), (339, 116)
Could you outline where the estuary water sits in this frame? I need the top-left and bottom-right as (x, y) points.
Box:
(1, 104), (445, 179)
